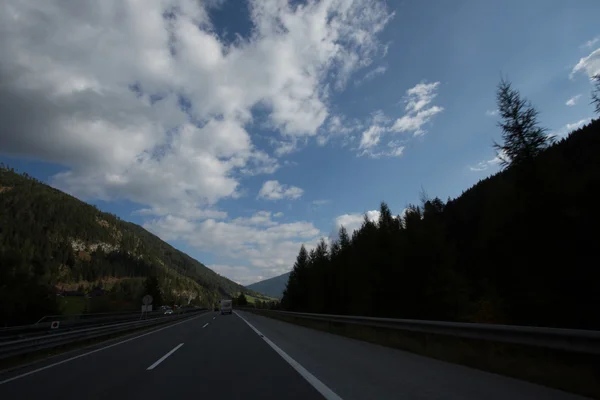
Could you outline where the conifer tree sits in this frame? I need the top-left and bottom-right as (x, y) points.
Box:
(494, 78), (551, 167)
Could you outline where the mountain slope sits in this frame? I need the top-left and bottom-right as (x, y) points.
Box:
(246, 272), (290, 299)
(0, 167), (252, 324)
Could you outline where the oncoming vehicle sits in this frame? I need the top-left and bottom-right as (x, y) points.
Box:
(220, 299), (232, 315)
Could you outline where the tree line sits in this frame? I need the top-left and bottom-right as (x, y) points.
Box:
(282, 78), (600, 330)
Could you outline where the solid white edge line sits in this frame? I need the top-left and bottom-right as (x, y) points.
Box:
(0, 313), (207, 385)
(146, 343), (184, 370)
(202, 323), (209, 328)
(234, 311), (343, 400)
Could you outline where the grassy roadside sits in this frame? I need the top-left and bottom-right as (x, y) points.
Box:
(58, 296), (87, 316)
(245, 309), (600, 399)
(244, 293), (277, 304)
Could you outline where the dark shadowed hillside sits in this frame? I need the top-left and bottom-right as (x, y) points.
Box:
(282, 118), (600, 330)
(246, 272), (290, 299)
(0, 168), (254, 325)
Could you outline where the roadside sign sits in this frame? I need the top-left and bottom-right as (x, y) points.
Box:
(142, 295), (153, 305)
(50, 321), (60, 329)
(141, 305), (153, 312)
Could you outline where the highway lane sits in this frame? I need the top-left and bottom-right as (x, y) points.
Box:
(134, 311), (324, 399)
(0, 309), (590, 400)
(235, 311), (589, 400)
(0, 311), (323, 400)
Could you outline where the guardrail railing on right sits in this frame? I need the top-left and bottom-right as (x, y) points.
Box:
(240, 308), (600, 398)
(241, 309), (600, 354)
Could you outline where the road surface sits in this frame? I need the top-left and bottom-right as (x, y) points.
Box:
(0, 310), (589, 399)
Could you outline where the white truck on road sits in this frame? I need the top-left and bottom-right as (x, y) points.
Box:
(220, 299), (232, 315)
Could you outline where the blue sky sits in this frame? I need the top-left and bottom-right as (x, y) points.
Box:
(1, 0), (599, 284)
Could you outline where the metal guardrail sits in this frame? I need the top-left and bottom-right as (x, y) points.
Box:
(34, 310), (141, 324)
(0, 309), (208, 360)
(0, 307), (203, 342)
(244, 309), (600, 355)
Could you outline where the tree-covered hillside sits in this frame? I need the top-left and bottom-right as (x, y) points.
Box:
(282, 114), (600, 330)
(0, 168), (251, 325)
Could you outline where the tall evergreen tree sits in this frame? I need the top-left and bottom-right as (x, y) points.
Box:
(494, 78), (552, 167)
(281, 245), (309, 311)
(378, 202), (395, 233)
(313, 238), (328, 260)
(308, 239), (329, 312)
(592, 74), (600, 114)
(237, 292), (248, 306)
(335, 226), (352, 314)
(338, 226), (351, 250)
(330, 240), (341, 259)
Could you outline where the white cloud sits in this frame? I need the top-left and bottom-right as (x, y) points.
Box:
(485, 109), (499, 117)
(0, 0), (393, 217)
(309, 199), (331, 211)
(319, 114), (364, 147)
(272, 139), (299, 157)
(565, 94), (582, 107)
(552, 118), (592, 138)
(0, 0), (397, 287)
(209, 265), (260, 286)
(359, 139), (404, 158)
(145, 214), (324, 283)
(258, 180), (304, 200)
(404, 82), (440, 113)
(570, 48), (600, 79)
(326, 115), (363, 135)
(359, 125), (384, 149)
(142, 215), (198, 241)
(469, 152), (504, 172)
(334, 210), (380, 235)
(133, 205), (227, 220)
(353, 81), (441, 158)
(582, 37), (600, 49)
(386, 140), (405, 157)
(355, 65), (387, 85)
(370, 109), (391, 125)
(316, 135), (329, 146)
(366, 66), (387, 80)
(319, 113), (383, 149)
(563, 119), (591, 132)
(232, 211), (278, 227)
(390, 106), (444, 136)
(390, 81), (443, 136)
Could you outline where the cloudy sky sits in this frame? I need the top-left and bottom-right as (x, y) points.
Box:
(1, 0), (599, 285)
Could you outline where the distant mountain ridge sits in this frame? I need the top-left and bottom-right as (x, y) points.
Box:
(246, 272), (290, 299)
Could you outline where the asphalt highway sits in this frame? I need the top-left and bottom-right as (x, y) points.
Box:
(0, 310), (589, 400)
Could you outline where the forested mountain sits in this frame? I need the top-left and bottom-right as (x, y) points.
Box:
(282, 116), (600, 330)
(0, 169), (253, 325)
(246, 272), (290, 299)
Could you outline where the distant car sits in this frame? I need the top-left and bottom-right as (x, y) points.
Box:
(164, 309), (173, 315)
